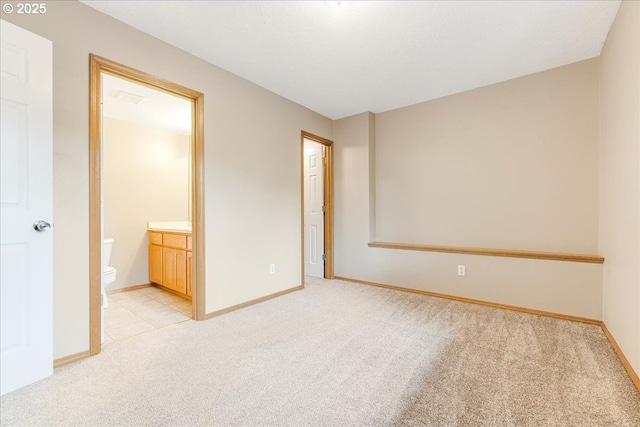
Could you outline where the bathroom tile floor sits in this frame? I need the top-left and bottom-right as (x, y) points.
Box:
(103, 286), (192, 344)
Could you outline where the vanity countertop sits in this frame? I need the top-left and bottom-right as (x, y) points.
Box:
(147, 221), (192, 233)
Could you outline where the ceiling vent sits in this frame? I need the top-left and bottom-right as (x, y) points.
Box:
(326, 1), (351, 7)
(113, 90), (145, 105)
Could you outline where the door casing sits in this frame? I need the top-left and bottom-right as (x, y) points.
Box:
(89, 55), (205, 355)
(300, 131), (334, 282)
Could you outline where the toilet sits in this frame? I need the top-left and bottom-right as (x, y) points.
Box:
(103, 238), (117, 294)
(102, 238), (117, 342)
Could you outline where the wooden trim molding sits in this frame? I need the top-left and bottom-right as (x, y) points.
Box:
(53, 351), (91, 369)
(204, 285), (303, 320)
(601, 322), (640, 392)
(193, 93), (206, 321)
(300, 135), (305, 287)
(301, 131), (335, 279)
(88, 55), (103, 356)
(106, 283), (151, 295)
(89, 54), (206, 356)
(335, 276), (601, 325)
(368, 242), (604, 264)
(154, 283), (192, 300)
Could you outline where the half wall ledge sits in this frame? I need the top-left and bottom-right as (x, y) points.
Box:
(368, 242), (604, 264)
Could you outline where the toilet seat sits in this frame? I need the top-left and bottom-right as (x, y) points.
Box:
(103, 266), (117, 283)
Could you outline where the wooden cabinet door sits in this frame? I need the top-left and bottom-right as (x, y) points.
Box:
(163, 247), (187, 294)
(186, 251), (193, 297)
(163, 247), (177, 292)
(149, 244), (163, 285)
(175, 249), (187, 294)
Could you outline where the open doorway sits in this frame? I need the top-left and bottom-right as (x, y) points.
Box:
(301, 131), (334, 282)
(89, 55), (205, 355)
(100, 73), (192, 343)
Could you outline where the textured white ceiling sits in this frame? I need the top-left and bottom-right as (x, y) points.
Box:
(82, 0), (621, 120)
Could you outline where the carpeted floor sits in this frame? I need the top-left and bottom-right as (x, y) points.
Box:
(1, 277), (639, 426)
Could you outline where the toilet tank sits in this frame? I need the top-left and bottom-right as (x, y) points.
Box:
(103, 238), (114, 269)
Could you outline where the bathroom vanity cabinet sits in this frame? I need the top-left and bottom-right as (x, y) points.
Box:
(148, 230), (192, 298)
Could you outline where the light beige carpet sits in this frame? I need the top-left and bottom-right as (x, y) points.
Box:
(1, 277), (639, 426)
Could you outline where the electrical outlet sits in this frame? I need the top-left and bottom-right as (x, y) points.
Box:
(269, 264), (276, 274)
(457, 265), (466, 276)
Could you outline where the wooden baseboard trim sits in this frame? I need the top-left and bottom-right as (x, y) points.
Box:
(601, 322), (640, 392)
(53, 350), (91, 369)
(106, 283), (152, 295)
(335, 276), (601, 325)
(152, 283), (192, 301)
(368, 242), (604, 264)
(204, 285), (304, 320)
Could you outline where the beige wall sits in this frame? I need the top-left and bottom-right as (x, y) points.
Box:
(4, 1), (333, 359)
(599, 0), (640, 377)
(334, 113), (375, 276)
(334, 61), (604, 320)
(375, 59), (600, 253)
(103, 118), (190, 290)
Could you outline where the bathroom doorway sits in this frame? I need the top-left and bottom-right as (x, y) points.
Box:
(101, 73), (192, 343)
(89, 55), (205, 355)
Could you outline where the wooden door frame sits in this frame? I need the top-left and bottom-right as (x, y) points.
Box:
(301, 131), (334, 283)
(89, 54), (205, 355)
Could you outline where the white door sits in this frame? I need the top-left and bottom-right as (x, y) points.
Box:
(303, 139), (324, 278)
(0, 20), (53, 396)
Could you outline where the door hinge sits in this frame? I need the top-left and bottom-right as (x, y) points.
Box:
(322, 253), (327, 261)
(322, 205), (327, 213)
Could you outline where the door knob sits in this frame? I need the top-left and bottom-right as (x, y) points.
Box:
(33, 220), (52, 232)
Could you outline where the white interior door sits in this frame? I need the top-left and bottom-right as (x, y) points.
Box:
(303, 139), (324, 278)
(0, 20), (53, 396)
